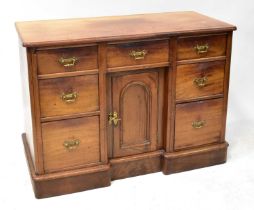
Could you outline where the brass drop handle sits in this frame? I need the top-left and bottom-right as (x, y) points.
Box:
(193, 76), (208, 88)
(63, 139), (80, 150)
(129, 50), (148, 60)
(108, 111), (121, 126)
(194, 44), (209, 54)
(61, 92), (78, 103)
(59, 57), (78, 67)
(192, 120), (206, 129)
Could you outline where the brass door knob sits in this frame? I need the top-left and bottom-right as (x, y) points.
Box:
(108, 111), (121, 126)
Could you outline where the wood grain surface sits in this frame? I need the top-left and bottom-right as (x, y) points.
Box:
(16, 11), (236, 47)
(107, 39), (169, 68)
(37, 46), (98, 75)
(111, 70), (159, 157)
(177, 34), (227, 60)
(42, 116), (100, 172)
(175, 98), (224, 150)
(176, 60), (225, 101)
(39, 75), (99, 117)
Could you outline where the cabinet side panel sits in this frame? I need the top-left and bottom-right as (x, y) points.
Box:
(221, 32), (233, 141)
(19, 45), (35, 164)
(164, 37), (177, 152)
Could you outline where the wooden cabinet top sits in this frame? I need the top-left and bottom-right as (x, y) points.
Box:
(15, 11), (236, 47)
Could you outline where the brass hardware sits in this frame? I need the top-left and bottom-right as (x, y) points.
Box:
(63, 139), (80, 150)
(61, 92), (78, 103)
(194, 44), (209, 54)
(193, 76), (208, 88)
(108, 111), (121, 126)
(192, 120), (206, 129)
(59, 57), (78, 67)
(129, 50), (148, 60)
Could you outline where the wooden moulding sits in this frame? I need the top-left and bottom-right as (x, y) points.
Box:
(22, 134), (111, 198)
(110, 150), (163, 180)
(23, 133), (228, 198)
(162, 142), (228, 174)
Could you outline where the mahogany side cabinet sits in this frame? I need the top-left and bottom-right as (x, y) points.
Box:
(15, 11), (236, 198)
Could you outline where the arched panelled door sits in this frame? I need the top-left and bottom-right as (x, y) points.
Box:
(109, 69), (163, 158)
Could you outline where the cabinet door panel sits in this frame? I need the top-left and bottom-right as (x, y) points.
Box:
(111, 71), (159, 157)
(121, 83), (149, 147)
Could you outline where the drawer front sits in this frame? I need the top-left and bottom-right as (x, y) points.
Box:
(175, 98), (223, 150)
(37, 46), (98, 75)
(39, 75), (99, 118)
(107, 39), (169, 68)
(42, 116), (100, 172)
(176, 61), (225, 101)
(177, 34), (227, 60)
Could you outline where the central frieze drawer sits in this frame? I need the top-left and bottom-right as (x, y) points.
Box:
(176, 60), (225, 101)
(37, 46), (98, 75)
(42, 116), (100, 173)
(175, 98), (223, 150)
(107, 39), (169, 68)
(39, 75), (99, 118)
